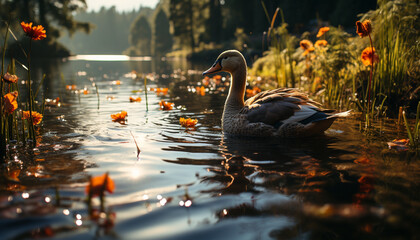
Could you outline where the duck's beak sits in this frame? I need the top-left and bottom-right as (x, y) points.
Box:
(202, 59), (222, 76)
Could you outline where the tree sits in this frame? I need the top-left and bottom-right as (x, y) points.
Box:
(127, 15), (151, 56)
(152, 8), (173, 56)
(169, 0), (195, 51)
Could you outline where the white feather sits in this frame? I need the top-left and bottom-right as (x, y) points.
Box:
(281, 105), (318, 124)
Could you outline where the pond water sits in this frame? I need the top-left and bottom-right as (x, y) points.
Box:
(0, 56), (419, 240)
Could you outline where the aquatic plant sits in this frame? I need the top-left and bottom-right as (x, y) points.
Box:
(260, 4), (297, 88)
(1, 20), (48, 157)
(402, 102), (420, 150)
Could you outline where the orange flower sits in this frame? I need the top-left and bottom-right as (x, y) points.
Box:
(213, 75), (222, 80)
(4, 92), (18, 114)
(316, 27), (330, 38)
(156, 88), (169, 95)
(314, 40), (328, 48)
(85, 173), (115, 197)
(20, 22), (46, 40)
(300, 40), (313, 50)
(111, 111), (127, 122)
(303, 46), (315, 56)
(159, 100), (174, 110)
(356, 20), (372, 38)
(246, 86), (261, 98)
(2, 72), (18, 84)
(66, 84), (77, 90)
(129, 96), (142, 102)
(196, 86), (206, 96)
(179, 117), (198, 128)
(361, 47), (379, 66)
(22, 110), (43, 125)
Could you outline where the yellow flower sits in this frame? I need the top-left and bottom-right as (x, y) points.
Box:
(179, 117), (198, 128)
(20, 22), (46, 40)
(4, 92), (18, 114)
(316, 27), (330, 38)
(22, 110), (43, 125)
(2, 73), (18, 84)
(111, 111), (127, 122)
(85, 173), (115, 197)
(356, 20), (372, 38)
(361, 47), (379, 66)
(314, 40), (328, 48)
(159, 100), (174, 110)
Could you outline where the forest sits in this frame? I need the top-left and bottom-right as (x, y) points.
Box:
(6, 0), (378, 57)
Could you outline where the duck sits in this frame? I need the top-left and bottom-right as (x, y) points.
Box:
(202, 50), (350, 137)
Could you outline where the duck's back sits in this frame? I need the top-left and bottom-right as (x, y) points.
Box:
(223, 88), (339, 137)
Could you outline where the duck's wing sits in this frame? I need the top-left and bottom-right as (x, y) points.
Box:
(241, 88), (333, 126)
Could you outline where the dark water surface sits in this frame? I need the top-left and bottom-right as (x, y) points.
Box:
(0, 56), (419, 239)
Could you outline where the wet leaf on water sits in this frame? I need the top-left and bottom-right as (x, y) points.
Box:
(387, 139), (409, 151)
(159, 100), (174, 110)
(129, 96), (142, 102)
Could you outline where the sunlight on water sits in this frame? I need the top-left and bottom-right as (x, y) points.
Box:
(68, 54), (152, 61)
(1, 59), (419, 240)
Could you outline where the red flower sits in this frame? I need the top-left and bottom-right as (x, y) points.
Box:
(356, 20), (372, 38)
(20, 22), (46, 40)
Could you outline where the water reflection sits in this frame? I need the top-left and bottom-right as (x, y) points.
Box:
(0, 56), (418, 239)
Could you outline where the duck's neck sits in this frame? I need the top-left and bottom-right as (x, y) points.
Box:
(224, 64), (246, 113)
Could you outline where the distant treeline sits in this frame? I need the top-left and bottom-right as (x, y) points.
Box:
(58, 6), (148, 55)
(62, 0), (376, 56)
(1, 0), (377, 56)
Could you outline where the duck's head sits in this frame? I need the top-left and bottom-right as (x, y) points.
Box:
(202, 50), (245, 76)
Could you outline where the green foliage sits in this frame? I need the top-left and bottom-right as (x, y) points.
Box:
(0, 0), (91, 57)
(59, 7), (143, 55)
(250, 0), (419, 120)
(169, 0), (195, 51)
(403, 102), (420, 149)
(127, 15), (152, 56)
(362, 0), (419, 111)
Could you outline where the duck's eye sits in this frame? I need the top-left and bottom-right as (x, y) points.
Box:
(223, 57), (228, 60)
